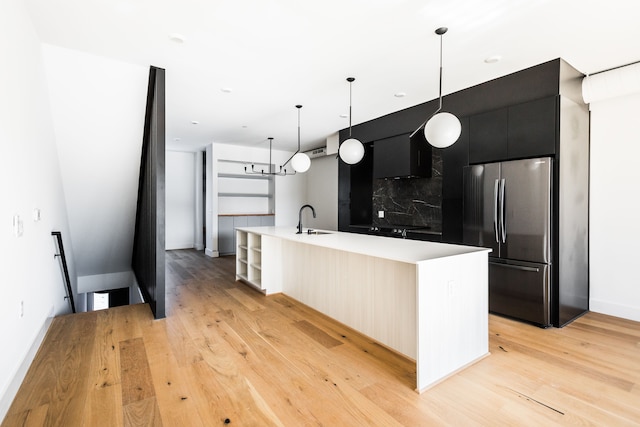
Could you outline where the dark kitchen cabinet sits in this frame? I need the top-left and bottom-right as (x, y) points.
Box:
(469, 96), (558, 164)
(349, 143), (374, 227)
(507, 96), (557, 158)
(373, 133), (431, 178)
(469, 108), (508, 164)
(337, 59), (589, 328)
(441, 116), (469, 244)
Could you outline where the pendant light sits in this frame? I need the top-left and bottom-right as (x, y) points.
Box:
(244, 105), (310, 176)
(245, 137), (294, 175)
(339, 77), (365, 164)
(289, 105), (311, 173)
(411, 27), (461, 149)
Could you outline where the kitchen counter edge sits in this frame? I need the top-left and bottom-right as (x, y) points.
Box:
(235, 226), (491, 264)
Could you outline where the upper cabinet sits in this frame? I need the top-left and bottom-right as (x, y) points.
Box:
(507, 96), (557, 159)
(373, 133), (432, 179)
(469, 95), (558, 164)
(469, 108), (508, 163)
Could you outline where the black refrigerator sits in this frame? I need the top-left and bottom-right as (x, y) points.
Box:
(463, 157), (553, 327)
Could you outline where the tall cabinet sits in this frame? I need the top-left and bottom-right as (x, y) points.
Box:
(465, 62), (589, 327)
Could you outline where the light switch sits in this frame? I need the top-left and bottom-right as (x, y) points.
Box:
(378, 210), (384, 218)
(33, 208), (41, 222)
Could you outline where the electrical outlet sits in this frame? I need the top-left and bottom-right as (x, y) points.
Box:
(19, 300), (24, 318)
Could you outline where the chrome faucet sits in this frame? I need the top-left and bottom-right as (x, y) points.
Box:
(297, 204), (316, 234)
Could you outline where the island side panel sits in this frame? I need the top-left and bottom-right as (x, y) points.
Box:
(416, 251), (489, 392)
(260, 235), (282, 295)
(281, 240), (417, 360)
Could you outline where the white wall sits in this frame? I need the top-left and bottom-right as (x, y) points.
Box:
(305, 155), (339, 231)
(589, 92), (640, 321)
(41, 44), (148, 287)
(0, 0), (75, 417)
(166, 151), (196, 250)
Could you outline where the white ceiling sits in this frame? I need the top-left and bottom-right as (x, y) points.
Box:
(25, 0), (640, 153)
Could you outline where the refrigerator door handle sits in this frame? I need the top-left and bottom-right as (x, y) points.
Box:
(493, 179), (500, 243)
(500, 178), (506, 243)
(489, 261), (540, 273)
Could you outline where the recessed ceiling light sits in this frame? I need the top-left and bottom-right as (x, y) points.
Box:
(394, 92), (406, 98)
(221, 87), (233, 93)
(191, 120), (199, 125)
(484, 55), (502, 64)
(168, 33), (186, 43)
(339, 113), (348, 118)
(241, 125), (248, 128)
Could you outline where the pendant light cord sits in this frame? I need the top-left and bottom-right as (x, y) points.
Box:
(345, 77), (356, 138)
(298, 106), (301, 148)
(410, 27), (447, 138)
(349, 80), (353, 137)
(436, 31), (443, 114)
(269, 137), (273, 173)
(281, 105), (303, 169)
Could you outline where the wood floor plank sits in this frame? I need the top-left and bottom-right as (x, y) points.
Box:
(0, 404), (48, 427)
(119, 338), (156, 406)
(209, 292), (420, 425)
(493, 326), (636, 392)
(225, 287), (266, 312)
(534, 383), (640, 426)
(163, 315), (204, 367)
(141, 317), (214, 426)
(293, 319), (344, 348)
(86, 308), (121, 391)
(82, 383), (124, 427)
(5, 313), (95, 414)
(190, 327), (290, 425)
(123, 397), (163, 427)
(191, 305), (372, 424)
(5, 249), (640, 427)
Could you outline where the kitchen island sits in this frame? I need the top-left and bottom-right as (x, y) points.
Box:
(235, 226), (491, 392)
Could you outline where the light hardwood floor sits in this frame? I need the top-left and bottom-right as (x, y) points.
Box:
(3, 249), (640, 426)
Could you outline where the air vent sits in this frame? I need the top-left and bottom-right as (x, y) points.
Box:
(304, 147), (327, 159)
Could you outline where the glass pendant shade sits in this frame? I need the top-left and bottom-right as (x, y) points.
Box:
(291, 152), (311, 172)
(339, 138), (365, 164)
(411, 27), (460, 149)
(424, 112), (461, 148)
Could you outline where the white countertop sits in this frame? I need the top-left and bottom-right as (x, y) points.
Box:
(236, 226), (491, 264)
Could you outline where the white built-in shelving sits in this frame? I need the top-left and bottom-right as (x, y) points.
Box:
(217, 158), (276, 255)
(217, 159), (275, 214)
(236, 229), (266, 292)
(236, 232), (249, 281)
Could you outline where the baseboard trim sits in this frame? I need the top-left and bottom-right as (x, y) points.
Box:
(0, 314), (53, 421)
(204, 248), (219, 258)
(590, 298), (640, 322)
(165, 243), (196, 251)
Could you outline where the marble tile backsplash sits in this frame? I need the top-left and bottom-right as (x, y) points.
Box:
(372, 151), (442, 232)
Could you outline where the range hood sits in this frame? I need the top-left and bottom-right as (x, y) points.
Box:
(373, 132), (432, 179)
